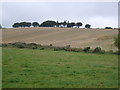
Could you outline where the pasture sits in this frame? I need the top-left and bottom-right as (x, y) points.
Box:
(2, 47), (118, 88)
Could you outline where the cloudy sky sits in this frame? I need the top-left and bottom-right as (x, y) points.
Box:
(2, 2), (118, 28)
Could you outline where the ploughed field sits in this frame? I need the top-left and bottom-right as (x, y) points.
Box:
(2, 27), (118, 51)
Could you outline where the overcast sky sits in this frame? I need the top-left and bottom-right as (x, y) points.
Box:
(2, 2), (118, 28)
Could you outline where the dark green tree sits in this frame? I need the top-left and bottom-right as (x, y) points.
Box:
(12, 23), (20, 28)
(85, 24), (91, 28)
(19, 22), (27, 27)
(56, 21), (59, 27)
(32, 22), (39, 27)
(40, 20), (56, 27)
(26, 22), (31, 27)
(105, 27), (112, 29)
(70, 22), (75, 28)
(76, 22), (82, 28)
(63, 20), (67, 27)
(67, 22), (71, 28)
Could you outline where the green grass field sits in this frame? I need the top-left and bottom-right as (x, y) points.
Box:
(2, 47), (118, 88)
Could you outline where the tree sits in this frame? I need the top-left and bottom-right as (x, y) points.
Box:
(19, 22), (27, 27)
(105, 27), (112, 29)
(85, 24), (91, 28)
(67, 22), (71, 28)
(63, 20), (67, 27)
(56, 21), (59, 27)
(59, 22), (64, 27)
(19, 22), (31, 27)
(70, 22), (75, 28)
(32, 22), (39, 27)
(40, 20), (56, 27)
(12, 23), (20, 28)
(76, 22), (82, 28)
(25, 22), (31, 27)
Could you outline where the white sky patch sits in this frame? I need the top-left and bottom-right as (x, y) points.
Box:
(1, 2), (118, 28)
(88, 16), (118, 28)
(1, 0), (119, 2)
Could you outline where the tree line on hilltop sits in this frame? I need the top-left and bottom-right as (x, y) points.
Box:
(12, 20), (91, 28)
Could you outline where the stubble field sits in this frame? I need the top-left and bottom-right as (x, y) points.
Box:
(2, 27), (118, 51)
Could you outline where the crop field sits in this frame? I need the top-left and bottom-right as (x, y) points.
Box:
(2, 27), (118, 51)
(2, 47), (118, 88)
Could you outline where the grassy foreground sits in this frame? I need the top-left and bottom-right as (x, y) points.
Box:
(3, 47), (118, 88)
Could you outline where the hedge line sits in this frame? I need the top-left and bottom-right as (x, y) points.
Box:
(1, 42), (119, 55)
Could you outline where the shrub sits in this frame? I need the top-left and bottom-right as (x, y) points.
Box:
(83, 47), (90, 52)
(49, 44), (53, 46)
(39, 47), (44, 50)
(93, 47), (101, 52)
(54, 48), (60, 51)
(114, 33), (120, 54)
(13, 42), (27, 48)
(54, 47), (64, 51)
(114, 35), (120, 50)
(31, 46), (37, 49)
(64, 45), (70, 50)
(2, 44), (7, 47)
(65, 48), (82, 52)
(92, 47), (105, 54)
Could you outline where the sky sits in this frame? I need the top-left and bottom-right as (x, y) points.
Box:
(1, 2), (118, 28)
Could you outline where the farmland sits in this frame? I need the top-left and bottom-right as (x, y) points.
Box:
(2, 27), (119, 88)
(2, 27), (118, 51)
(2, 47), (118, 88)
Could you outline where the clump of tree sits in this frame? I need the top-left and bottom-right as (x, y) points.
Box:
(85, 24), (91, 28)
(12, 22), (31, 28)
(32, 22), (39, 27)
(12, 20), (91, 28)
(76, 22), (83, 28)
(12, 23), (20, 28)
(40, 20), (56, 27)
(105, 27), (112, 29)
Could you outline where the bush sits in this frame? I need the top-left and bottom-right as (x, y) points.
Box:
(114, 35), (120, 50)
(93, 47), (101, 52)
(64, 45), (71, 50)
(54, 47), (64, 51)
(114, 51), (120, 55)
(83, 47), (90, 52)
(39, 47), (44, 50)
(13, 42), (27, 48)
(49, 44), (53, 46)
(2, 44), (7, 47)
(31, 46), (37, 49)
(65, 48), (82, 52)
(54, 48), (60, 51)
(92, 47), (105, 54)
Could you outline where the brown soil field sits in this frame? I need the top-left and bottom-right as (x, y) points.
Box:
(1, 27), (118, 51)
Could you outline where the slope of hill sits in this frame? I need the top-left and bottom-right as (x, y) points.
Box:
(2, 27), (118, 51)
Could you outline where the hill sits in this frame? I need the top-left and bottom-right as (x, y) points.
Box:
(2, 27), (118, 51)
